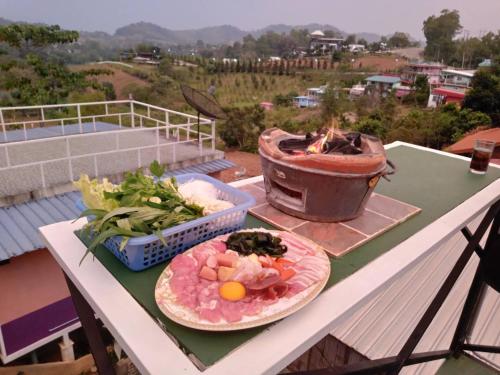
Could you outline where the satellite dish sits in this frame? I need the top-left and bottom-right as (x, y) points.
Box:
(180, 84), (227, 144)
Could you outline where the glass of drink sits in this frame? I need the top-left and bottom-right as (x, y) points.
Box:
(469, 140), (495, 174)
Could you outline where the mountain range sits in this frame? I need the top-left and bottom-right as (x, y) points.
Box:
(0, 17), (384, 46)
(110, 22), (382, 45)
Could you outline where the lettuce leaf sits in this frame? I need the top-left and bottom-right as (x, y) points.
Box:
(74, 174), (120, 211)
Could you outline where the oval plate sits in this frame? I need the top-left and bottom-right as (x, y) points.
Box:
(154, 229), (331, 331)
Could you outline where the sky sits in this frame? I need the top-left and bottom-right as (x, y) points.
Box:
(0, 0), (499, 39)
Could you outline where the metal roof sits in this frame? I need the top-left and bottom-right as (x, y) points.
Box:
(330, 211), (500, 373)
(365, 75), (401, 84)
(0, 159), (235, 261)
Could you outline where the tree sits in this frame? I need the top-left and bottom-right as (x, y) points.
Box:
(0, 24), (78, 50)
(423, 9), (462, 63)
(352, 118), (387, 140)
(218, 105), (265, 151)
(345, 34), (357, 45)
(388, 32), (411, 49)
(463, 64), (500, 124)
(357, 38), (368, 47)
(409, 75), (430, 106)
(0, 23), (112, 106)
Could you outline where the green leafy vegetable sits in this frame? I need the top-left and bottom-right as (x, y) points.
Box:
(225, 231), (288, 257)
(75, 161), (204, 262)
(149, 160), (165, 179)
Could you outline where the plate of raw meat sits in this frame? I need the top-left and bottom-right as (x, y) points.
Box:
(154, 229), (331, 331)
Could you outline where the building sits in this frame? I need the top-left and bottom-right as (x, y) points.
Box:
(478, 59), (492, 68)
(401, 62), (446, 86)
(393, 83), (413, 98)
(349, 84), (366, 99)
(439, 69), (475, 89)
(348, 44), (366, 53)
(259, 102), (273, 111)
(120, 46), (161, 65)
(293, 95), (319, 108)
(293, 84), (328, 108)
(427, 86), (467, 108)
(309, 30), (344, 55)
(365, 75), (401, 96)
(446, 127), (500, 163)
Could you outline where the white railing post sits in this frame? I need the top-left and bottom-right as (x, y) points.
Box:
(156, 128), (160, 163)
(40, 107), (45, 128)
(165, 111), (170, 138)
(23, 122), (27, 140)
(105, 103), (109, 115)
(211, 120), (216, 151)
(130, 101), (135, 128)
(0, 109), (7, 142)
(60, 119), (65, 136)
(66, 137), (74, 181)
(77, 104), (83, 133)
(93, 155), (99, 177)
(40, 163), (46, 188)
(4, 146), (10, 167)
(187, 118), (190, 141)
(93, 116), (96, 132)
(118, 114), (122, 128)
(199, 136), (203, 156)
(147, 106), (151, 119)
(140, 116), (143, 128)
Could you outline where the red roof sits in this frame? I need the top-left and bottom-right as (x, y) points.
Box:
(432, 87), (466, 99)
(447, 128), (500, 154)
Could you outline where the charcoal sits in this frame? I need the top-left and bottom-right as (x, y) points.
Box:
(279, 136), (318, 154)
(325, 139), (362, 154)
(345, 132), (362, 148)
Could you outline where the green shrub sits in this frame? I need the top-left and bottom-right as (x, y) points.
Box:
(218, 105), (265, 152)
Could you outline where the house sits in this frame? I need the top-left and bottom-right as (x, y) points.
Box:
(439, 69), (475, 89)
(309, 30), (344, 55)
(427, 86), (467, 108)
(348, 44), (366, 53)
(401, 61), (446, 86)
(349, 84), (366, 99)
(293, 84), (328, 108)
(446, 127), (500, 164)
(120, 46), (161, 65)
(293, 95), (319, 108)
(365, 75), (401, 96)
(307, 85), (327, 99)
(259, 102), (273, 111)
(393, 83), (413, 98)
(478, 59), (492, 68)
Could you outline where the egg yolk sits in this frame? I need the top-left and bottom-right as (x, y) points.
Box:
(219, 281), (246, 301)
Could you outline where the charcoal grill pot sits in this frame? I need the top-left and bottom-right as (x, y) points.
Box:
(258, 128), (394, 222)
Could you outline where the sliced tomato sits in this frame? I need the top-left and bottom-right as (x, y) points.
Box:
(275, 258), (295, 265)
(279, 268), (296, 281)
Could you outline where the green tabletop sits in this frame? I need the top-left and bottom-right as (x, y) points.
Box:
(79, 145), (500, 367)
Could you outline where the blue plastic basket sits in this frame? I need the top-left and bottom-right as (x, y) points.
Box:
(76, 173), (255, 271)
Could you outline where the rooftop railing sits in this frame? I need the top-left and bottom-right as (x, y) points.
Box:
(0, 100), (216, 196)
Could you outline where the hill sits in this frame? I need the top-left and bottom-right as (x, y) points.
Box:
(0, 17), (384, 46)
(112, 22), (382, 45)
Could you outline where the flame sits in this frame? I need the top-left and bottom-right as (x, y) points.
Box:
(306, 118), (341, 154)
(307, 128), (334, 154)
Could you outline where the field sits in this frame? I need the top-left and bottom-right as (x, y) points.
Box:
(71, 62), (150, 99)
